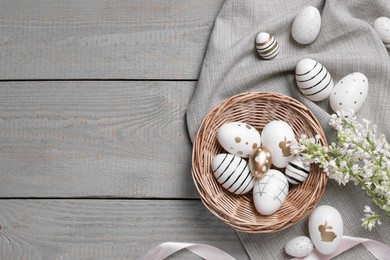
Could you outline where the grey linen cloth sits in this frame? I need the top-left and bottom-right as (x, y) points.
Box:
(186, 0), (390, 259)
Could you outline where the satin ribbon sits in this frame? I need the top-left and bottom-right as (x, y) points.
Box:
(138, 242), (237, 260)
(140, 236), (390, 260)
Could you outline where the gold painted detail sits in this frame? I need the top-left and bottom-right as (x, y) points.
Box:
(257, 41), (277, 55)
(318, 221), (337, 242)
(279, 137), (292, 157)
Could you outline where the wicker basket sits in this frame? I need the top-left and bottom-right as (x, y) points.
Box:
(192, 92), (328, 233)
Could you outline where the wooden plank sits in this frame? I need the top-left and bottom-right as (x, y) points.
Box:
(0, 81), (197, 198)
(0, 199), (249, 260)
(0, 0), (223, 80)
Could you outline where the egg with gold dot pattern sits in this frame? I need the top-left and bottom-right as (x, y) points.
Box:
(249, 146), (272, 179)
(330, 72), (368, 113)
(217, 122), (261, 158)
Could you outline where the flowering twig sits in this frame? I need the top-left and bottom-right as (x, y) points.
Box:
(290, 110), (390, 230)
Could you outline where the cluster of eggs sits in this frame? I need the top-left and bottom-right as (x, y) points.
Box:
(256, 6), (390, 60)
(285, 205), (344, 257)
(254, 7), (390, 114)
(296, 58), (369, 113)
(212, 120), (312, 216)
(255, 6), (321, 59)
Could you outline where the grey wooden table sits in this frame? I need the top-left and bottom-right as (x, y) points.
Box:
(0, 1), (250, 259)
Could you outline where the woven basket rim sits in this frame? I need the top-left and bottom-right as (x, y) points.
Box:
(191, 91), (328, 233)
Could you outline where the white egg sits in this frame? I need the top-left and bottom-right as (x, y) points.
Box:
(330, 72), (368, 113)
(295, 58), (334, 101)
(253, 169), (289, 215)
(211, 153), (255, 194)
(373, 17), (390, 44)
(292, 6), (321, 44)
(285, 236), (314, 258)
(285, 155), (311, 185)
(255, 32), (279, 60)
(261, 121), (295, 168)
(309, 205), (343, 255)
(217, 122), (261, 158)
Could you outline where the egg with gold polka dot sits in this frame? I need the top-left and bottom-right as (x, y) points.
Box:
(249, 146), (272, 179)
(330, 72), (368, 113)
(217, 122), (261, 158)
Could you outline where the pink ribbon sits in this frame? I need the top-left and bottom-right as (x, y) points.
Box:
(138, 242), (237, 260)
(140, 236), (390, 260)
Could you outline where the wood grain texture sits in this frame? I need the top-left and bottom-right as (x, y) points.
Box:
(0, 0), (223, 80)
(0, 200), (249, 259)
(0, 81), (196, 198)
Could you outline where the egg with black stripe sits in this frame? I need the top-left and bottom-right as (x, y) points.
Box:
(255, 32), (279, 60)
(211, 153), (255, 194)
(285, 156), (311, 185)
(295, 58), (334, 101)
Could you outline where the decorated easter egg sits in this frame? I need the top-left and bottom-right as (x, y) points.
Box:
(292, 6), (321, 44)
(249, 146), (272, 179)
(211, 153), (255, 194)
(285, 236), (314, 258)
(330, 72), (368, 113)
(295, 58), (334, 101)
(309, 205), (343, 255)
(217, 122), (261, 158)
(253, 169), (289, 215)
(285, 155), (311, 184)
(373, 17), (390, 44)
(261, 121), (296, 168)
(255, 32), (279, 60)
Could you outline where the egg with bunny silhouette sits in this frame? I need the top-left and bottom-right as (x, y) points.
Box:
(261, 121), (296, 168)
(309, 205), (344, 255)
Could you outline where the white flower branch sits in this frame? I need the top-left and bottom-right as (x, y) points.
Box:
(290, 110), (390, 230)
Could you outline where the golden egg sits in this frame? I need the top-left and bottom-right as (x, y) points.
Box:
(249, 146), (272, 179)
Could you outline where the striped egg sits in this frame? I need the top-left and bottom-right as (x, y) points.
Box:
(285, 156), (311, 184)
(255, 32), (279, 60)
(211, 153), (255, 194)
(295, 58), (334, 101)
